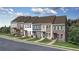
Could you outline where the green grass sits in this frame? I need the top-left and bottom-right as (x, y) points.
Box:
(53, 41), (79, 49)
(19, 37), (26, 39)
(18, 36), (31, 40)
(39, 38), (52, 43)
(0, 32), (10, 35)
(27, 38), (40, 41)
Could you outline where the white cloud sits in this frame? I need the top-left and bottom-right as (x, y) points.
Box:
(44, 8), (57, 14)
(9, 9), (14, 12)
(60, 7), (68, 13)
(32, 7), (57, 15)
(8, 11), (13, 14)
(0, 7), (8, 11)
(32, 8), (44, 14)
(15, 12), (24, 16)
(0, 7), (14, 14)
(15, 12), (30, 17)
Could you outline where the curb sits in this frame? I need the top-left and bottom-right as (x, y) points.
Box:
(0, 35), (79, 51)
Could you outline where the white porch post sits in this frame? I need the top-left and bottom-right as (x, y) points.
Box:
(51, 24), (53, 39)
(41, 32), (43, 38)
(24, 31), (25, 36)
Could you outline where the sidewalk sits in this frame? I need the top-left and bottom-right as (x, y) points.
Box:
(0, 35), (79, 51)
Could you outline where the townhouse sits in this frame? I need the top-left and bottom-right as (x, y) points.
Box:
(10, 16), (67, 41)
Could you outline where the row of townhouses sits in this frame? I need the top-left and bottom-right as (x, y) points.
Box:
(10, 16), (67, 41)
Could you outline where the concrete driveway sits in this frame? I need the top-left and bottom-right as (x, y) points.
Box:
(0, 38), (64, 51)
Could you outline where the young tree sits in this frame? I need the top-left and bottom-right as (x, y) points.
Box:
(68, 25), (79, 45)
(0, 26), (10, 34)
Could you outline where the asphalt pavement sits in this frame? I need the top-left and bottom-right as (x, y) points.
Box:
(0, 38), (64, 51)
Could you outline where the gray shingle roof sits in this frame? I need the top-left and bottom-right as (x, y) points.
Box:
(53, 16), (67, 24)
(11, 16), (67, 24)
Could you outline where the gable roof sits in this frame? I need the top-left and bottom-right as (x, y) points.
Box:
(11, 16), (67, 24)
(11, 16), (31, 23)
(32, 16), (56, 23)
(53, 16), (67, 24)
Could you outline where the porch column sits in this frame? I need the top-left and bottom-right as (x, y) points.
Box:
(24, 31), (26, 36)
(41, 32), (43, 38)
(51, 24), (53, 39)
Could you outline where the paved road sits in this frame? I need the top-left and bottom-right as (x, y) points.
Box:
(0, 38), (64, 51)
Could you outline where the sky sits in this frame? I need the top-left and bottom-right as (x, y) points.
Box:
(0, 7), (79, 27)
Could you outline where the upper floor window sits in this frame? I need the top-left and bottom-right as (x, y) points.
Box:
(61, 25), (63, 30)
(53, 25), (65, 30)
(57, 26), (59, 30)
(33, 24), (41, 30)
(20, 24), (23, 27)
(42, 25), (45, 29)
(25, 24), (31, 28)
(46, 25), (51, 28)
(61, 25), (64, 30)
(53, 25), (56, 30)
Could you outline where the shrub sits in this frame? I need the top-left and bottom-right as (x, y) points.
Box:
(68, 25), (79, 45)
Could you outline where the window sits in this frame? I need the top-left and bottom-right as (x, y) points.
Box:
(25, 24), (31, 28)
(54, 26), (56, 30)
(46, 25), (48, 28)
(33, 24), (41, 30)
(25, 25), (27, 28)
(21, 24), (23, 27)
(42, 25), (45, 28)
(56, 26), (57, 30)
(46, 25), (51, 28)
(61, 25), (63, 30)
(57, 26), (59, 30)
(61, 25), (64, 30)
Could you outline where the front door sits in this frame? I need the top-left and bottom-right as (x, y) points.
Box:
(42, 32), (47, 38)
(25, 31), (28, 36)
(53, 33), (59, 39)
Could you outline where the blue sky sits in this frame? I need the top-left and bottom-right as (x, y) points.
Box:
(0, 7), (79, 27)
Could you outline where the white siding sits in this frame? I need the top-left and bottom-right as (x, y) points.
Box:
(11, 23), (17, 28)
(24, 23), (32, 31)
(41, 24), (46, 31)
(24, 23), (33, 35)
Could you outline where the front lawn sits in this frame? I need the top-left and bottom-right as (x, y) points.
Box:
(27, 38), (40, 41)
(53, 41), (79, 49)
(39, 38), (52, 43)
(0, 32), (10, 35)
(18, 36), (31, 40)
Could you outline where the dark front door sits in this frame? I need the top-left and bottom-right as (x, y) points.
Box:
(53, 33), (59, 39)
(33, 31), (37, 38)
(43, 32), (46, 37)
(25, 31), (28, 36)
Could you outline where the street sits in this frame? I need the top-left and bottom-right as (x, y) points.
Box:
(0, 38), (64, 51)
